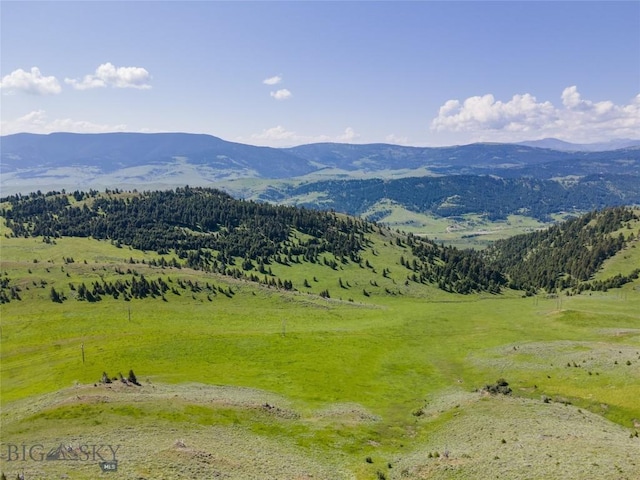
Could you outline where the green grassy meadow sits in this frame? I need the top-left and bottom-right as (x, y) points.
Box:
(1, 219), (639, 479)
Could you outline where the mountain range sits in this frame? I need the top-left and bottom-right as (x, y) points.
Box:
(516, 137), (640, 152)
(1, 132), (639, 220)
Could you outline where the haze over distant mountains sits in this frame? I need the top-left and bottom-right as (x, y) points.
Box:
(2, 132), (639, 196)
(516, 137), (640, 152)
(2, 131), (639, 226)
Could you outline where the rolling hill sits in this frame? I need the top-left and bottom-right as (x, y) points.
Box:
(1, 190), (639, 479)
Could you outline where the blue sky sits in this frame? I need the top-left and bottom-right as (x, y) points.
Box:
(1, 1), (638, 147)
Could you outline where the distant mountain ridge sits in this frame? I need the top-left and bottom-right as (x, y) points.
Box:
(1, 132), (313, 177)
(1, 132), (639, 197)
(517, 137), (640, 152)
(285, 141), (640, 176)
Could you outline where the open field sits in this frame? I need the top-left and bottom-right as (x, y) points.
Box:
(1, 220), (640, 479)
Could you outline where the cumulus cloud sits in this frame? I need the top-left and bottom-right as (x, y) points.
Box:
(430, 86), (640, 143)
(336, 127), (360, 142)
(244, 125), (360, 147)
(431, 93), (555, 132)
(0, 110), (127, 135)
(263, 75), (282, 85)
(270, 88), (292, 100)
(250, 125), (300, 142)
(0, 67), (62, 95)
(385, 133), (409, 145)
(65, 62), (152, 90)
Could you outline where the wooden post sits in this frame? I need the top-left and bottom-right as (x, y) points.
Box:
(81, 343), (85, 364)
(281, 318), (286, 337)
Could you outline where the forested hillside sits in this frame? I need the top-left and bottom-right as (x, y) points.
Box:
(486, 207), (640, 293)
(1, 189), (637, 299)
(274, 174), (640, 221)
(0, 188), (505, 297)
(2, 187), (369, 261)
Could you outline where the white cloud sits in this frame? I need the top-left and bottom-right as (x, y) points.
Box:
(560, 86), (582, 109)
(65, 62), (151, 90)
(430, 87), (640, 143)
(250, 125), (300, 142)
(1, 110), (127, 135)
(243, 125), (361, 147)
(248, 125), (330, 145)
(0, 67), (62, 95)
(263, 75), (282, 85)
(385, 133), (409, 145)
(270, 88), (292, 100)
(337, 127), (359, 142)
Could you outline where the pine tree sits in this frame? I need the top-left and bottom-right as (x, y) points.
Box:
(49, 286), (62, 303)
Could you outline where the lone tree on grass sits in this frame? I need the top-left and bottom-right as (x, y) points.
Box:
(128, 369), (141, 386)
(50, 286), (63, 303)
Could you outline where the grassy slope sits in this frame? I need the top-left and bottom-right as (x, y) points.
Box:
(1, 217), (639, 479)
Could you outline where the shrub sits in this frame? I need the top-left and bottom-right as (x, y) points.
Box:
(482, 378), (512, 395)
